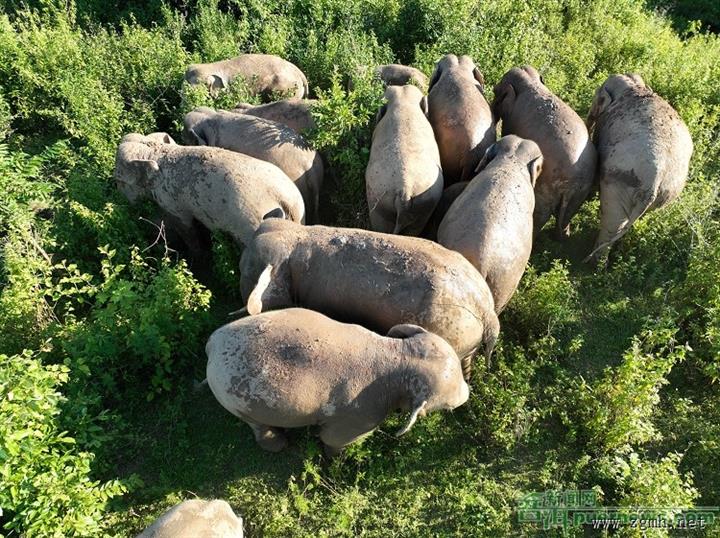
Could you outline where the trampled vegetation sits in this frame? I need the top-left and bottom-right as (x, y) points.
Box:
(1, 0), (719, 536)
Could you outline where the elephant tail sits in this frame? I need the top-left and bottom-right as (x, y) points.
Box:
(301, 72), (309, 98)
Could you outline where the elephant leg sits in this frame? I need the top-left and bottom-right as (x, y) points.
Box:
(586, 178), (649, 266)
(319, 421), (372, 458)
(556, 179), (594, 240)
(368, 206), (395, 234)
(245, 420), (288, 453)
(532, 195), (555, 239)
(162, 212), (205, 256)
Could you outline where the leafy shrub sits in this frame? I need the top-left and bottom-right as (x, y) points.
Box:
(60, 247), (211, 403)
(569, 324), (689, 454)
(0, 351), (126, 537)
(505, 260), (579, 338)
(307, 71), (383, 226)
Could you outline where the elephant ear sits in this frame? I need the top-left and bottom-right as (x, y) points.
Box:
(419, 95), (429, 117)
(375, 103), (388, 125)
(474, 143), (498, 174)
(208, 74), (225, 90)
(387, 324), (428, 339)
(491, 81), (515, 120)
(586, 86), (612, 132)
(186, 127), (208, 146)
(395, 399), (427, 437)
(263, 207), (286, 220)
(527, 156), (543, 187)
(428, 63), (443, 92)
(129, 159), (159, 188)
(472, 67), (485, 93)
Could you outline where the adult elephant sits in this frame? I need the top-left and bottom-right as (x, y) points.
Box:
(427, 54), (495, 184)
(585, 73), (693, 265)
(492, 66), (597, 238)
(185, 54), (308, 100)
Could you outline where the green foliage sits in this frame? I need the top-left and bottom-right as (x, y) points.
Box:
(505, 260), (579, 338)
(307, 71), (384, 227)
(0, 351), (126, 537)
(60, 247), (211, 403)
(569, 324), (689, 454)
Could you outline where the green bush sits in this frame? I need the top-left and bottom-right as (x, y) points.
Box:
(0, 351), (126, 537)
(569, 323), (689, 454)
(60, 247), (211, 403)
(307, 71), (384, 227)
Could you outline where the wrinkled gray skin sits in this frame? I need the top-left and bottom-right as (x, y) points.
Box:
(239, 219), (499, 379)
(114, 133), (304, 249)
(183, 107), (323, 223)
(184, 54), (308, 99)
(232, 98), (317, 133)
(422, 181), (469, 241)
(366, 85), (443, 235)
(375, 64), (429, 89)
(137, 499), (243, 538)
(427, 54), (495, 184)
(492, 66), (597, 238)
(206, 308), (469, 456)
(586, 73), (693, 264)
(438, 136), (542, 313)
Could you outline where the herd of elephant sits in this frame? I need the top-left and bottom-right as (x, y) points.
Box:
(120, 53), (693, 537)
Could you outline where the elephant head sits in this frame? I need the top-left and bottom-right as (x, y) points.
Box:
(491, 65), (545, 119)
(387, 323), (469, 437)
(428, 54), (485, 93)
(475, 135), (543, 187)
(182, 107), (219, 146)
(376, 85), (429, 124)
(114, 133), (172, 204)
(185, 64), (226, 92)
(586, 73), (648, 133)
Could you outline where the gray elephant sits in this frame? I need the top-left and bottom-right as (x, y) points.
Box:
(492, 66), (597, 238)
(114, 133), (304, 249)
(184, 54), (308, 99)
(427, 54), (495, 184)
(239, 219), (499, 379)
(137, 499), (243, 538)
(232, 98), (317, 133)
(438, 136), (542, 312)
(183, 107), (323, 223)
(375, 64), (429, 89)
(585, 73), (693, 264)
(206, 308), (469, 456)
(366, 85), (443, 235)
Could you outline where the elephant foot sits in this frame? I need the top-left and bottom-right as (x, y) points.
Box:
(252, 425), (287, 452)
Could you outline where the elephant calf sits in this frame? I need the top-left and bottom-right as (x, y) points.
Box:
(183, 107), (323, 223)
(366, 85), (443, 235)
(240, 219), (499, 379)
(184, 54), (308, 99)
(232, 98), (317, 133)
(586, 73), (693, 264)
(206, 308), (469, 456)
(428, 54), (495, 183)
(137, 499), (243, 538)
(438, 136), (542, 313)
(114, 133), (304, 249)
(492, 66), (596, 238)
(375, 64), (429, 89)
